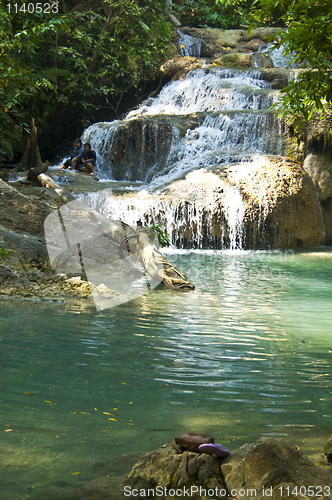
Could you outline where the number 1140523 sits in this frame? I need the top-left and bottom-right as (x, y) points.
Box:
(279, 485), (331, 497)
(6, 3), (59, 14)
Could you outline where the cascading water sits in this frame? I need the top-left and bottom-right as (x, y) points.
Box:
(177, 28), (202, 58)
(82, 60), (292, 249)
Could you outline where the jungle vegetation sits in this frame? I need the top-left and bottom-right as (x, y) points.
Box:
(0, 0), (330, 162)
(251, 0), (332, 125)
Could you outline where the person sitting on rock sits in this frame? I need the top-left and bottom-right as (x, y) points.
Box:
(59, 138), (84, 170)
(79, 142), (97, 176)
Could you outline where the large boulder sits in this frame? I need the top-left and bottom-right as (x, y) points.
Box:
(160, 56), (203, 80)
(0, 179), (53, 237)
(213, 53), (253, 68)
(87, 156), (325, 250)
(303, 153), (332, 245)
(238, 157), (325, 249)
(221, 437), (332, 500)
(0, 224), (50, 271)
(124, 444), (226, 499)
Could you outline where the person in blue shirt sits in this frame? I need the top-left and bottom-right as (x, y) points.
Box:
(79, 142), (97, 176)
(59, 139), (84, 170)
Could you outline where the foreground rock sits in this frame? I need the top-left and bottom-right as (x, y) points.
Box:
(221, 437), (332, 500)
(124, 437), (332, 500)
(125, 445), (225, 499)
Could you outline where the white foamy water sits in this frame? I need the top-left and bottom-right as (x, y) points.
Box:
(127, 68), (273, 117)
(177, 28), (202, 58)
(81, 62), (289, 249)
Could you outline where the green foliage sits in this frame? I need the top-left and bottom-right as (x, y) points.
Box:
(0, 237), (12, 260)
(0, 0), (172, 161)
(146, 223), (171, 247)
(173, 0), (253, 28)
(250, 0), (332, 125)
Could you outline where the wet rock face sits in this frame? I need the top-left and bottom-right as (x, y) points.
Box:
(303, 153), (332, 245)
(239, 157), (325, 249)
(156, 157), (325, 250)
(108, 118), (177, 183)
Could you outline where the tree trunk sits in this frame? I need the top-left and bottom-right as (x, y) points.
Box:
(16, 119), (46, 172)
(165, 0), (181, 26)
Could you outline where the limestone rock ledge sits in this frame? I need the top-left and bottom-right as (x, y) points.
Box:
(151, 156), (325, 249)
(0, 263), (123, 305)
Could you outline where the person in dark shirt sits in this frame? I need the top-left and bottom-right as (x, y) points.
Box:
(59, 139), (84, 170)
(79, 142), (97, 176)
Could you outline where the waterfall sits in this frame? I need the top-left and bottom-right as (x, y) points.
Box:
(83, 68), (282, 183)
(177, 29), (202, 58)
(81, 62), (290, 249)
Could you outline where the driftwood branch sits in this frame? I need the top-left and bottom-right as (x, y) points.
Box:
(136, 228), (194, 290)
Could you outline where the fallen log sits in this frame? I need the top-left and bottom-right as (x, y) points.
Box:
(136, 227), (194, 290)
(38, 172), (75, 204)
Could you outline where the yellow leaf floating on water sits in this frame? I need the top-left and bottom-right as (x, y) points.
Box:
(129, 402), (133, 404)
(5, 429), (13, 432)
(127, 423), (134, 426)
(103, 412), (114, 415)
(71, 472), (81, 475)
(108, 418), (117, 421)
(45, 401), (51, 403)
(81, 412), (86, 414)
(103, 430), (109, 432)
(121, 382), (127, 385)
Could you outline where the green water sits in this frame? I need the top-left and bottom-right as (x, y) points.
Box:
(1, 248), (332, 499)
